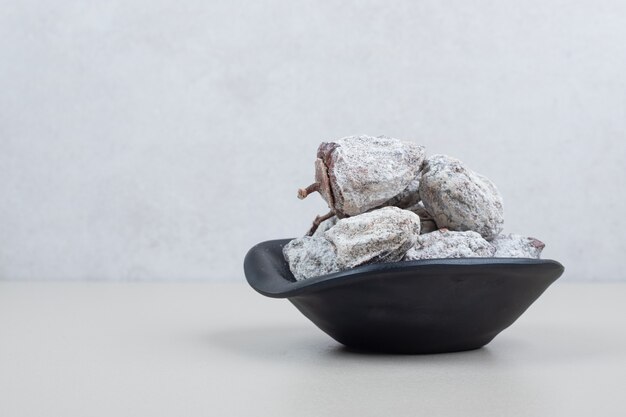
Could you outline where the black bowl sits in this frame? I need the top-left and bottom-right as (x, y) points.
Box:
(244, 239), (564, 354)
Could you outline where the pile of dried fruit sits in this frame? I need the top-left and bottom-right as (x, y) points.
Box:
(284, 135), (545, 281)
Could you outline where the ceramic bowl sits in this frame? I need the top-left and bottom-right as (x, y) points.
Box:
(244, 238), (564, 354)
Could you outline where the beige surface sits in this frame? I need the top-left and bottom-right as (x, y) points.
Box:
(1, 282), (625, 417)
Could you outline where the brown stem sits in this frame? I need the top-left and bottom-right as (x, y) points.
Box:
(305, 210), (335, 236)
(297, 182), (320, 200)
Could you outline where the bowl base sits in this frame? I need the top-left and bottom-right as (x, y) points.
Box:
(336, 338), (493, 355)
(340, 344), (486, 355)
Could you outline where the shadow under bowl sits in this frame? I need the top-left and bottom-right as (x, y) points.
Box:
(244, 239), (564, 354)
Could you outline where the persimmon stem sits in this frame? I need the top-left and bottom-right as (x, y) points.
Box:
(297, 183), (320, 200)
(305, 210), (335, 236)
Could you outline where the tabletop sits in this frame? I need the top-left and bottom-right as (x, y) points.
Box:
(1, 282), (624, 417)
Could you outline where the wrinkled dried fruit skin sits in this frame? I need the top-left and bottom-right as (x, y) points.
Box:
(381, 170), (422, 209)
(325, 206), (420, 269)
(419, 154), (504, 240)
(318, 136), (426, 216)
(492, 233), (545, 258)
(407, 202), (439, 234)
(419, 219), (438, 234)
(312, 215), (337, 237)
(282, 236), (339, 281)
(407, 201), (430, 218)
(404, 229), (495, 260)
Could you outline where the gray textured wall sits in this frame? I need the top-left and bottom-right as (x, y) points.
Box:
(1, 1), (625, 281)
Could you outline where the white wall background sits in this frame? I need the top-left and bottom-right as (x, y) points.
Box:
(1, 0), (624, 281)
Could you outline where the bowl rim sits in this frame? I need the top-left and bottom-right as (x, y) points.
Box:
(244, 238), (565, 299)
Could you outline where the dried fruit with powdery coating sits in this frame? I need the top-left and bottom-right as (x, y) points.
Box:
(419, 155), (504, 240)
(282, 236), (339, 281)
(404, 229), (495, 260)
(325, 206), (420, 269)
(298, 135), (426, 217)
(381, 171), (422, 209)
(407, 201), (438, 234)
(492, 233), (545, 258)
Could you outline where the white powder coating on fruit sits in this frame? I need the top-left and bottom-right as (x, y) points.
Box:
(325, 206), (421, 269)
(404, 229), (495, 260)
(312, 215), (338, 237)
(381, 170), (422, 209)
(327, 135), (426, 216)
(492, 233), (545, 258)
(419, 154), (504, 240)
(282, 236), (340, 281)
